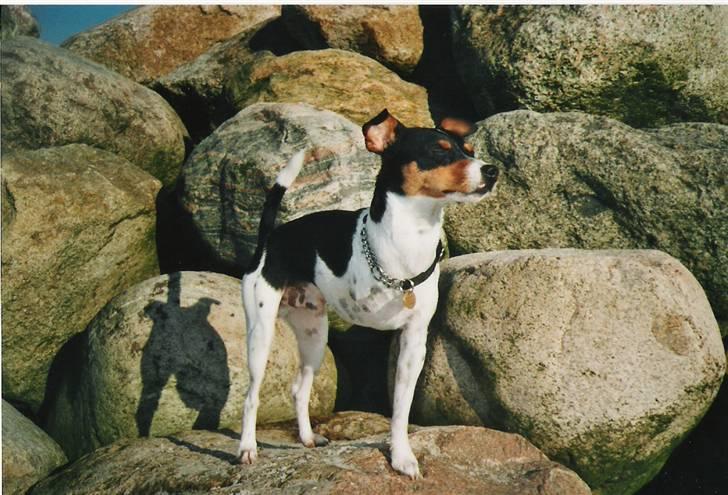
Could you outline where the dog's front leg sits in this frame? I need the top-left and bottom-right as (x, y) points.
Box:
(390, 321), (428, 479)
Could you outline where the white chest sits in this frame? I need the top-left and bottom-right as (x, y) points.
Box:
(313, 243), (439, 331)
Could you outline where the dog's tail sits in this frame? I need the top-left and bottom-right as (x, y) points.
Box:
(245, 150), (305, 273)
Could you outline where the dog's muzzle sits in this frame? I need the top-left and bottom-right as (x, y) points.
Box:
(476, 165), (499, 194)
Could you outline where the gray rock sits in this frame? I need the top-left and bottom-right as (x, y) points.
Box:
(31, 416), (591, 495)
(1, 37), (188, 185)
(62, 5), (280, 84)
(2, 400), (67, 495)
(282, 5), (424, 75)
(444, 111), (728, 332)
(151, 32), (265, 143)
(2, 145), (161, 412)
(451, 5), (728, 126)
(155, 48), (432, 143)
(42, 271), (337, 461)
(1, 6), (39, 40)
(179, 102), (379, 269)
(408, 250), (726, 495)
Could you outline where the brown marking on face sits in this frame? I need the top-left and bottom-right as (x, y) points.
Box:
(463, 142), (474, 154)
(402, 160), (472, 198)
(438, 139), (452, 151)
(439, 117), (474, 137)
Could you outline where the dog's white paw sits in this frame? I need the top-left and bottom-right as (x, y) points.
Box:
(301, 432), (330, 448)
(391, 449), (421, 480)
(237, 445), (257, 465)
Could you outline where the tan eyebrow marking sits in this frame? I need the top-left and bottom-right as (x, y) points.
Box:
(463, 142), (474, 154)
(438, 139), (452, 151)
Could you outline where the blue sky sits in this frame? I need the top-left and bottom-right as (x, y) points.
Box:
(30, 6), (136, 45)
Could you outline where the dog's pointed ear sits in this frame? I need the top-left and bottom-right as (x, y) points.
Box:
(362, 109), (402, 154)
(438, 117), (476, 138)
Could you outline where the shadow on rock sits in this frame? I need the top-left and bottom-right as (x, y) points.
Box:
(135, 272), (230, 436)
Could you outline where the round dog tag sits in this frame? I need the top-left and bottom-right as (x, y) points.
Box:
(403, 290), (416, 309)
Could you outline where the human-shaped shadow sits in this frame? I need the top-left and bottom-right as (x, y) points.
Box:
(135, 272), (230, 436)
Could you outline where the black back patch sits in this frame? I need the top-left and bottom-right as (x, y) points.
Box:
(261, 209), (363, 289)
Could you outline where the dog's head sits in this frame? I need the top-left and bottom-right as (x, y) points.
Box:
(362, 109), (498, 203)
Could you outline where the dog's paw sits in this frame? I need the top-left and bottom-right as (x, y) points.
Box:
(391, 449), (422, 480)
(301, 433), (330, 448)
(237, 445), (257, 465)
(313, 433), (329, 447)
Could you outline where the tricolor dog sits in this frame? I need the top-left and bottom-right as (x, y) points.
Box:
(237, 109), (499, 478)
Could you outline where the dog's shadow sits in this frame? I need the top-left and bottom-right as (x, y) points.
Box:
(135, 272), (231, 437)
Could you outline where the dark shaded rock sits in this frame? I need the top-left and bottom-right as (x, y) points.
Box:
(2, 400), (67, 495)
(151, 31), (264, 144)
(444, 111), (728, 332)
(409, 5), (479, 124)
(451, 5), (728, 126)
(408, 250), (725, 495)
(42, 271), (336, 461)
(31, 418), (591, 495)
(2, 145), (161, 412)
(281, 5), (424, 75)
(639, 376), (728, 494)
(1, 37), (188, 185)
(62, 5), (280, 84)
(330, 326), (393, 415)
(0, 6), (39, 40)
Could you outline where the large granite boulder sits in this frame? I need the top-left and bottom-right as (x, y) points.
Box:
(155, 48), (432, 143)
(0, 6), (39, 40)
(31, 415), (591, 495)
(42, 271), (337, 461)
(444, 111), (728, 332)
(62, 5), (280, 84)
(2, 401), (67, 495)
(179, 102), (378, 270)
(408, 250), (725, 495)
(2, 145), (161, 412)
(1, 37), (188, 185)
(233, 49), (433, 128)
(451, 5), (728, 126)
(281, 5), (424, 75)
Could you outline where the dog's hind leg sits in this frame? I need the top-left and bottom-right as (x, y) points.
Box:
(279, 284), (330, 448)
(238, 270), (283, 464)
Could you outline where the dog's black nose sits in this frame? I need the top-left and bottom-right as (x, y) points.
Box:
(482, 165), (499, 179)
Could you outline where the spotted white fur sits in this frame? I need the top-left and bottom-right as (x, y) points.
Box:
(238, 142), (497, 479)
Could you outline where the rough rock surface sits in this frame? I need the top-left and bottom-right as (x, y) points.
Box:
(282, 5), (424, 74)
(1, 6), (39, 40)
(42, 271), (337, 461)
(2, 145), (161, 412)
(444, 111), (728, 331)
(62, 5), (280, 84)
(2, 400), (67, 495)
(1, 37), (188, 185)
(158, 47), (432, 141)
(31, 415), (591, 495)
(451, 5), (728, 126)
(235, 49), (433, 127)
(179, 103), (379, 269)
(409, 250), (726, 495)
(152, 32), (263, 143)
